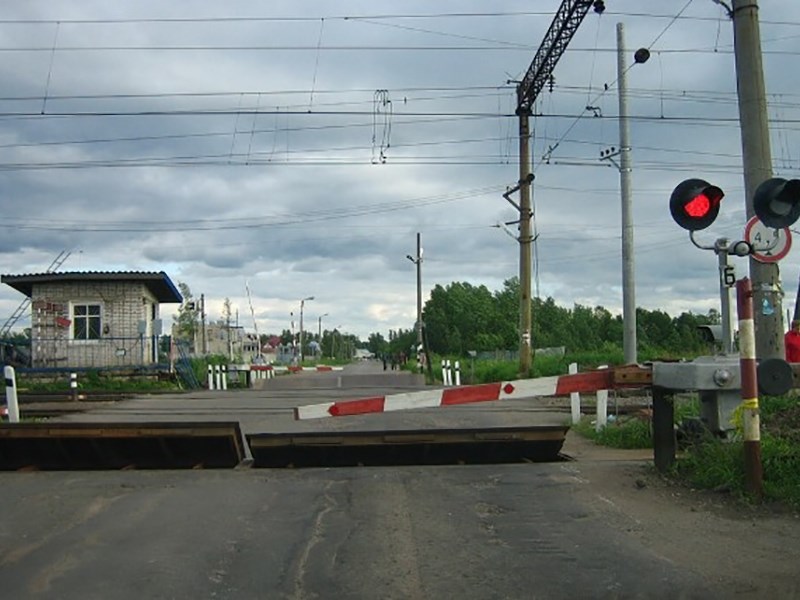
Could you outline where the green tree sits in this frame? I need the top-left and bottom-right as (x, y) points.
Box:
(423, 282), (501, 354)
(175, 282), (199, 346)
(494, 278), (520, 350)
(367, 332), (388, 355)
(571, 304), (602, 351)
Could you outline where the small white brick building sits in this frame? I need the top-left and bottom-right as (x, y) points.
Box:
(1, 271), (182, 368)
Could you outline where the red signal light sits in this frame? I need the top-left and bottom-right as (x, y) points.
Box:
(670, 179), (724, 231)
(684, 194), (711, 218)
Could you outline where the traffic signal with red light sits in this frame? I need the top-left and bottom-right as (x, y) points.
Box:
(670, 178), (724, 231)
(753, 177), (800, 229)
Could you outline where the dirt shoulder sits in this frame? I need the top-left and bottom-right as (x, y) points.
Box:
(562, 431), (800, 598)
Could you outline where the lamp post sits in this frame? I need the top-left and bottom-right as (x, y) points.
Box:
(299, 296), (314, 363)
(318, 313), (329, 358)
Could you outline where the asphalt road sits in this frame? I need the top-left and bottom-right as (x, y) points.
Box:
(0, 459), (723, 599)
(1, 361), (795, 598)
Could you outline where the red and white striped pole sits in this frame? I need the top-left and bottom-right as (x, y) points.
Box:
(736, 277), (763, 499)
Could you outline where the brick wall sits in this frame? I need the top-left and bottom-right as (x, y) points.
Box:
(30, 281), (161, 368)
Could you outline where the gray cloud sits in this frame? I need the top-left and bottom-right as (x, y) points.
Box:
(2, 0), (800, 340)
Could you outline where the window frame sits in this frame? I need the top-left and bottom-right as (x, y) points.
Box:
(71, 302), (103, 342)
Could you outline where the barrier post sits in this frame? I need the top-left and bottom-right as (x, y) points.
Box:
(4, 366), (20, 423)
(207, 364), (214, 389)
(222, 365), (228, 391)
(736, 277), (763, 499)
(70, 372), (78, 401)
(454, 361), (461, 386)
(569, 362), (581, 424)
(595, 365), (609, 432)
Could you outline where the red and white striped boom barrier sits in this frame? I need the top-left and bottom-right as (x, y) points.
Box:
(293, 366), (651, 420)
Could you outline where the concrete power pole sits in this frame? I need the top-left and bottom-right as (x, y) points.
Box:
(517, 98), (534, 377)
(616, 22), (637, 365)
(415, 233), (423, 350)
(732, 0), (782, 360)
(509, 0), (602, 376)
(200, 293), (207, 354)
(407, 233), (424, 372)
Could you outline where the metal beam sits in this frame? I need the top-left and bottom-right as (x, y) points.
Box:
(517, 0), (595, 112)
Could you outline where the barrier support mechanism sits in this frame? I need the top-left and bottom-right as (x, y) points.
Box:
(652, 386), (675, 472)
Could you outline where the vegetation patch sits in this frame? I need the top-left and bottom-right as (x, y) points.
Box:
(573, 415), (653, 449)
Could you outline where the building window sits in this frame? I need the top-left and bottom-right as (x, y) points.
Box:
(73, 304), (101, 340)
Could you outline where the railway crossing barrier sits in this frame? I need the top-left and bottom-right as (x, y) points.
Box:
(293, 356), (796, 474)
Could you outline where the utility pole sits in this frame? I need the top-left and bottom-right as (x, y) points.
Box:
(406, 233), (424, 368)
(616, 22), (637, 365)
(200, 294), (203, 356)
(731, 0), (782, 360)
(318, 313), (328, 357)
(299, 296), (314, 363)
(509, 0), (603, 376)
(516, 98), (534, 376)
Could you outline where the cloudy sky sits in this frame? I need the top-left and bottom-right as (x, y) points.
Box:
(2, 1), (800, 342)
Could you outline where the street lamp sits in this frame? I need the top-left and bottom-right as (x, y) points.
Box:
(318, 313), (329, 357)
(299, 296), (314, 363)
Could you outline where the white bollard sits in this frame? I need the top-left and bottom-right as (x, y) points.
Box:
(446, 360), (453, 386)
(569, 362), (581, 425)
(70, 372), (78, 401)
(596, 364), (609, 432)
(222, 365), (228, 391)
(454, 361), (461, 386)
(207, 364), (214, 390)
(215, 365), (222, 390)
(4, 366), (20, 423)
(441, 361), (448, 386)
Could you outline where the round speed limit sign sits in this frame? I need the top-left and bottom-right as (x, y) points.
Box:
(744, 216), (792, 263)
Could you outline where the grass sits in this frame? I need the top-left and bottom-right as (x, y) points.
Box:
(17, 370), (179, 393)
(575, 391), (800, 510)
(573, 415), (653, 449)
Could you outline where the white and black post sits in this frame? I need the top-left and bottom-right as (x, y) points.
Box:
(4, 366), (20, 423)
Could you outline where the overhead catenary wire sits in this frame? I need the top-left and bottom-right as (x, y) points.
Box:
(0, 11), (796, 26)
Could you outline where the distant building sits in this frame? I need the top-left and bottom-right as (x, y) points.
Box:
(0, 271), (182, 368)
(203, 321), (260, 360)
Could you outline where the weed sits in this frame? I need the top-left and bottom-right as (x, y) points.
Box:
(573, 416), (653, 449)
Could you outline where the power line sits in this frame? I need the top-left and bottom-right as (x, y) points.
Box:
(2, 43), (799, 56)
(0, 12), (795, 26)
(0, 185), (505, 231)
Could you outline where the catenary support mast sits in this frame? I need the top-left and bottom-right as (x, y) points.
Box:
(512, 0), (603, 375)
